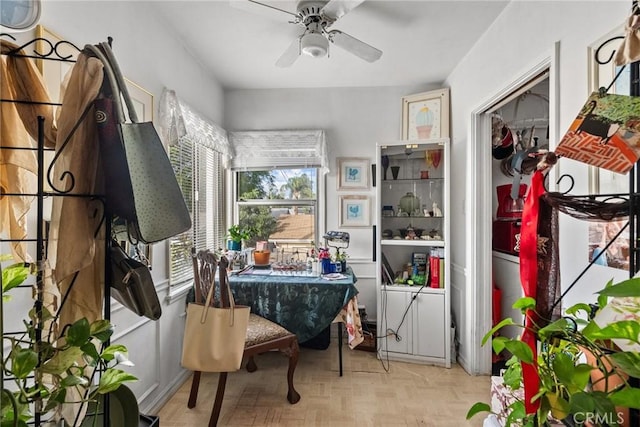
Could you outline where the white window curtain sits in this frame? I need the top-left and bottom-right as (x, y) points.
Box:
(229, 130), (328, 173)
(159, 89), (227, 286)
(158, 89), (231, 164)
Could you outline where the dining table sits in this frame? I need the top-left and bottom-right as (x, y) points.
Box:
(228, 266), (364, 375)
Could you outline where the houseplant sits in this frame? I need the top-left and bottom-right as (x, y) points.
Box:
(226, 224), (253, 251)
(467, 276), (640, 426)
(1, 256), (137, 427)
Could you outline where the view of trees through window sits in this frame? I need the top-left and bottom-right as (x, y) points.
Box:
(236, 168), (317, 261)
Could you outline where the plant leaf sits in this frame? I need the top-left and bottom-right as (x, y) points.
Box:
(570, 392), (595, 421)
(96, 369), (137, 394)
(610, 387), (640, 409)
(504, 340), (534, 364)
(609, 351), (640, 378)
(80, 342), (101, 364)
(60, 374), (89, 388)
(101, 344), (128, 362)
(66, 318), (91, 347)
(90, 320), (114, 342)
(1, 263), (29, 294)
(565, 302), (594, 317)
(538, 318), (570, 340)
(41, 347), (83, 375)
(11, 347), (38, 379)
(466, 402), (491, 419)
(482, 318), (516, 345)
(546, 392), (571, 420)
(585, 320), (640, 344)
(597, 277), (640, 298)
(512, 297), (536, 312)
(491, 336), (508, 355)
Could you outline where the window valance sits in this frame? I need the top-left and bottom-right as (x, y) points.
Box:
(228, 130), (328, 173)
(157, 88), (231, 161)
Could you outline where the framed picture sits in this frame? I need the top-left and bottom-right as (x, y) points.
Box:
(337, 157), (370, 190)
(339, 195), (370, 227)
(36, 25), (154, 122)
(401, 88), (450, 140)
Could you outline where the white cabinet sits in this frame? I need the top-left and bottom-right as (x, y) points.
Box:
(376, 138), (451, 367)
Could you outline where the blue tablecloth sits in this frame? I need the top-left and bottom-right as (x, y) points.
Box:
(228, 269), (358, 343)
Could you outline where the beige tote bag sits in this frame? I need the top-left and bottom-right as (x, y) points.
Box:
(181, 276), (250, 372)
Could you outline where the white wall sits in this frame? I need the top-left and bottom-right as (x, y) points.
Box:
(224, 85), (442, 320)
(446, 0), (630, 373)
(3, 0), (225, 415)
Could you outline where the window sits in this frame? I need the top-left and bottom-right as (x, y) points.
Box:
(236, 168), (318, 261)
(229, 130), (328, 262)
(159, 90), (230, 287)
(169, 136), (225, 285)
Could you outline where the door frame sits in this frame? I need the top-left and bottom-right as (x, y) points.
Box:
(466, 43), (559, 374)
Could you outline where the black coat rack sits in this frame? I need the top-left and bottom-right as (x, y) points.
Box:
(0, 33), (111, 427)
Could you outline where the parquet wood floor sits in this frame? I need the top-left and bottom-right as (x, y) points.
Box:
(158, 339), (489, 426)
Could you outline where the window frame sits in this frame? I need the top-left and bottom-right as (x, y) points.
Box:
(168, 135), (226, 290)
(232, 167), (323, 252)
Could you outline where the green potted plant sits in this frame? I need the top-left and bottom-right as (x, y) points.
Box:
(226, 224), (253, 251)
(467, 276), (640, 427)
(1, 255), (137, 427)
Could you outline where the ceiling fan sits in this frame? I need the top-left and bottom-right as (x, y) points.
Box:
(241, 0), (382, 67)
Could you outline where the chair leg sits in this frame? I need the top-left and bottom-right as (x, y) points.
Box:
(209, 372), (228, 427)
(284, 339), (301, 404)
(187, 371), (201, 408)
(246, 356), (257, 373)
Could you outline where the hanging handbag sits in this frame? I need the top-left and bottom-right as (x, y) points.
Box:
(86, 42), (191, 244)
(181, 260), (250, 373)
(109, 239), (162, 320)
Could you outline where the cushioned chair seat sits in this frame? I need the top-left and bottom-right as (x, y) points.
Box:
(246, 313), (293, 347)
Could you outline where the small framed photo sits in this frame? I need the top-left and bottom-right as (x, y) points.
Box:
(337, 157), (370, 190)
(339, 195), (371, 227)
(401, 88), (450, 140)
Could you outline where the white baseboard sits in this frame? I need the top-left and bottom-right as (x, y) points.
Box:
(140, 369), (192, 415)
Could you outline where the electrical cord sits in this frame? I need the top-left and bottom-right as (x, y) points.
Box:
(377, 273), (428, 373)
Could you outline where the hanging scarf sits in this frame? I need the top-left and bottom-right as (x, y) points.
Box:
(519, 169), (545, 414)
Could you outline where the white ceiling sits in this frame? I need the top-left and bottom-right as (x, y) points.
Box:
(153, 0), (510, 90)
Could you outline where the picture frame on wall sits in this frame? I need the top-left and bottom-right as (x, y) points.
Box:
(339, 195), (370, 227)
(401, 88), (450, 140)
(337, 157), (370, 190)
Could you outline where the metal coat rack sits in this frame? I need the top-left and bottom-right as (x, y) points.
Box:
(0, 34), (111, 427)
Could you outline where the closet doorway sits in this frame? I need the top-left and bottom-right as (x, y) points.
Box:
(467, 49), (558, 375)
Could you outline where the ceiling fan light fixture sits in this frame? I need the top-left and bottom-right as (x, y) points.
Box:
(300, 31), (328, 58)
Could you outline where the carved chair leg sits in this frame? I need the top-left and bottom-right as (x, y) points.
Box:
(209, 372), (228, 427)
(187, 371), (201, 408)
(246, 356), (257, 373)
(284, 340), (301, 404)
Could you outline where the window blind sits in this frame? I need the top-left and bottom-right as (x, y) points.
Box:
(161, 89), (227, 286)
(229, 130), (328, 173)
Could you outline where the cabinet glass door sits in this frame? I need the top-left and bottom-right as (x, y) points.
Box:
(380, 143), (445, 243)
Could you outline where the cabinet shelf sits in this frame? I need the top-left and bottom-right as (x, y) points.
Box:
(382, 284), (446, 294)
(381, 215), (444, 219)
(382, 178), (444, 183)
(381, 239), (444, 247)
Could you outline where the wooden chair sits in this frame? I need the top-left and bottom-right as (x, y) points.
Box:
(187, 250), (300, 427)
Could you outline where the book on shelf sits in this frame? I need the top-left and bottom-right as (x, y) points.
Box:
(429, 248), (445, 289)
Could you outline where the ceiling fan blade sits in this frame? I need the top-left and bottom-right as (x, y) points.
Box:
(328, 30), (382, 63)
(275, 37), (301, 68)
(321, 0), (365, 21)
(230, 0), (298, 20)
